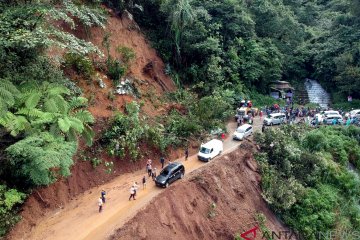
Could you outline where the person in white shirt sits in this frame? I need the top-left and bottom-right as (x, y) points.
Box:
(129, 186), (136, 200)
(98, 197), (103, 212)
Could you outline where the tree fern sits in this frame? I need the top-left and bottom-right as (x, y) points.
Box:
(6, 132), (77, 186)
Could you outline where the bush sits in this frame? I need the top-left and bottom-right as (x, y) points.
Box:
(0, 185), (26, 237)
(331, 99), (360, 111)
(107, 58), (126, 83)
(64, 53), (95, 79)
(255, 125), (360, 238)
(116, 46), (136, 64)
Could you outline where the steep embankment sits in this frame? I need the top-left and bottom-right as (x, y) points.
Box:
(7, 10), (176, 239)
(111, 143), (289, 240)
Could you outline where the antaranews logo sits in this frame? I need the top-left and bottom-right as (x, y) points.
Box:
(240, 226), (360, 240)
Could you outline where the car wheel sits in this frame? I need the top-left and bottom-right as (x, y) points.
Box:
(270, 122), (273, 126)
(208, 157), (212, 161)
(165, 182), (169, 188)
(219, 150), (222, 155)
(180, 173), (184, 179)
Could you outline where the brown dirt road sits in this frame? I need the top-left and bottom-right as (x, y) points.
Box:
(10, 118), (264, 240)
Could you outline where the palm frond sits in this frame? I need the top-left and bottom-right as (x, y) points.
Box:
(82, 125), (94, 146)
(69, 116), (84, 133)
(25, 92), (42, 109)
(44, 98), (59, 113)
(51, 95), (69, 114)
(0, 90), (16, 107)
(58, 117), (71, 132)
(67, 128), (78, 142)
(47, 85), (70, 96)
(16, 108), (45, 118)
(0, 79), (21, 96)
(0, 112), (30, 136)
(73, 110), (94, 124)
(69, 97), (88, 110)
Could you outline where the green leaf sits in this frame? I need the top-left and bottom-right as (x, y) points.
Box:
(25, 92), (41, 109)
(58, 117), (71, 132)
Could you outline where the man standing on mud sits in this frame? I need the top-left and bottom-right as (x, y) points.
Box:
(160, 156), (165, 168)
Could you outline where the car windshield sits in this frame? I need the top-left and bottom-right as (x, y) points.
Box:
(236, 128), (245, 133)
(200, 147), (211, 154)
(160, 168), (170, 176)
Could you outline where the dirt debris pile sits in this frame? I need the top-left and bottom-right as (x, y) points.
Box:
(111, 146), (289, 240)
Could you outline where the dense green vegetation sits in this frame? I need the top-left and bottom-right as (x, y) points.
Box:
(101, 90), (234, 159)
(0, 0), (105, 235)
(255, 126), (360, 239)
(1, 0), (360, 237)
(117, 0), (360, 102)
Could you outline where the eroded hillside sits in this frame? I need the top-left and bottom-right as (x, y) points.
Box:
(111, 143), (289, 240)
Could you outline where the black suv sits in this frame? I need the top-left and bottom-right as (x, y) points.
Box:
(155, 162), (185, 188)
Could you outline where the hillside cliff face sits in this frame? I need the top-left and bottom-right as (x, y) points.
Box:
(59, 10), (176, 119)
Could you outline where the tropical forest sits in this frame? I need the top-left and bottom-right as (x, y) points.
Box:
(0, 0), (360, 239)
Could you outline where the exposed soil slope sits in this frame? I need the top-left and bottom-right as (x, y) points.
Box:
(67, 9), (176, 119)
(111, 144), (289, 240)
(7, 10), (177, 239)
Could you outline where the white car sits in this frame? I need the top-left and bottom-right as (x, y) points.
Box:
(350, 109), (360, 118)
(197, 139), (223, 162)
(323, 110), (340, 117)
(263, 113), (286, 126)
(233, 124), (253, 140)
(323, 114), (343, 125)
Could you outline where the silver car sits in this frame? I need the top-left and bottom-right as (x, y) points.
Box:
(263, 113), (286, 126)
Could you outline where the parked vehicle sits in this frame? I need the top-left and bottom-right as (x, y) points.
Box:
(155, 162), (185, 188)
(350, 109), (360, 118)
(323, 114), (343, 125)
(323, 110), (340, 117)
(233, 124), (253, 140)
(197, 139), (223, 162)
(263, 113), (286, 126)
(235, 107), (258, 120)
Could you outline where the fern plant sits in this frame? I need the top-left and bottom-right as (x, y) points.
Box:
(0, 81), (95, 145)
(0, 79), (21, 117)
(6, 132), (77, 186)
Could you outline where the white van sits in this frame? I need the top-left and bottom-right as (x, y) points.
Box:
(233, 124), (253, 140)
(198, 139), (223, 162)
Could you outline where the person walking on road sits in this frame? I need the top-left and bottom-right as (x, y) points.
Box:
(129, 186), (136, 201)
(152, 168), (157, 181)
(101, 190), (106, 204)
(221, 133), (225, 141)
(185, 148), (189, 161)
(133, 182), (139, 197)
(237, 117), (241, 127)
(160, 156), (165, 168)
(98, 197), (103, 212)
(147, 164), (152, 177)
(142, 176), (146, 189)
